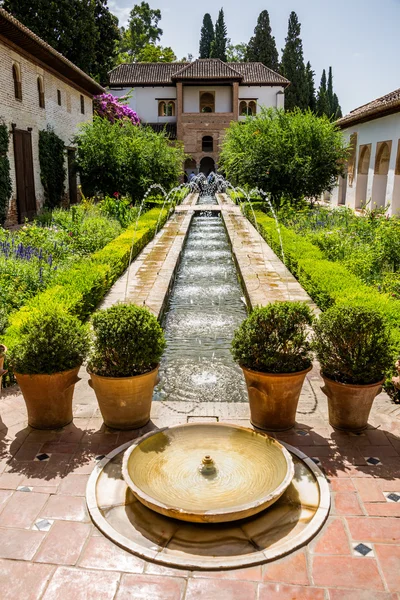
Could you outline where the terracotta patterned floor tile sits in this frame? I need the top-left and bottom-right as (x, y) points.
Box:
(40, 442), (80, 454)
(365, 503), (400, 517)
(347, 517), (400, 543)
(78, 535), (145, 573)
(0, 473), (24, 489)
(192, 565), (262, 581)
(258, 583), (326, 600)
(40, 495), (89, 522)
(143, 561), (189, 578)
(13, 442), (44, 461)
(0, 489), (13, 514)
(334, 492), (364, 516)
(311, 518), (351, 555)
(0, 491), (49, 528)
(42, 566), (120, 600)
(0, 558), (54, 600)
(328, 589), (398, 600)
(330, 479), (356, 492)
(35, 520), (91, 565)
(262, 550), (309, 585)
(354, 479), (385, 502)
(116, 574), (186, 600)
(58, 474), (89, 496)
(375, 544), (400, 592)
(312, 556), (384, 590)
(0, 527), (45, 560)
(185, 578), (257, 600)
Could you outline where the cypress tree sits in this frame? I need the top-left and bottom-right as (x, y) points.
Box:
(305, 61), (316, 112)
(327, 66), (334, 116)
(210, 8), (228, 61)
(316, 69), (330, 117)
(332, 93), (343, 120)
(280, 12), (308, 111)
(199, 13), (215, 59)
(246, 10), (279, 72)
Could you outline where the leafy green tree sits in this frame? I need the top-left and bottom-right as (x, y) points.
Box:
(92, 1), (120, 84)
(280, 12), (308, 111)
(219, 108), (349, 206)
(75, 117), (185, 201)
(246, 10), (279, 72)
(137, 44), (176, 62)
(210, 8), (228, 61)
(199, 13), (214, 58)
(305, 61), (316, 112)
(316, 69), (330, 117)
(124, 2), (162, 58)
(226, 42), (248, 62)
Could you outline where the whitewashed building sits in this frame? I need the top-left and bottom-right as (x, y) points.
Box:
(109, 59), (289, 176)
(0, 8), (103, 226)
(331, 89), (400, 214)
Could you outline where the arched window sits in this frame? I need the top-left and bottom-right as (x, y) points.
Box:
(165, 101), (175, 116)
(158, 101), (166, 116)
(248, 101), (257, 115)
(200, 92), (215, 113)
(358, 145), (371, 175)
(375, 142), (391, 176)
(239, 100), (247, 116)
(12, 63), (22, 100)
(202, 136), (213, 152)
(37, 76), (45, 108)
(80, 94), (85, 114)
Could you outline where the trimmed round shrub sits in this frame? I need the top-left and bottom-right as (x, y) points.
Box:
(313, 305), (395, 385)
(8, 304), (90, 375)
(88, 303), (166, 377)
(231, 301), (313, 373)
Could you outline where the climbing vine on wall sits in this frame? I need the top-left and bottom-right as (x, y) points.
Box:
(39, 126), (66, 209)
(0, 119), (12, 226)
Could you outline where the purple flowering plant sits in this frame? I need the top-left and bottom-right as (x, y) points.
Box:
(93, 93), (140, 126)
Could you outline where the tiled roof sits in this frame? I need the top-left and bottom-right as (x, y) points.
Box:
(337, 88), (400, 128)
(0, 8), (104, 95)
(109, 59), (289, 87)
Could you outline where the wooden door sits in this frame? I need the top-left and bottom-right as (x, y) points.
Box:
(13, 129), (36, 222)
(67, 148), (78, 204)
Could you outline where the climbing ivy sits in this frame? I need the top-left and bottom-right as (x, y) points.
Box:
(0, 119), (12, 226)
(39, 126), (66, 209)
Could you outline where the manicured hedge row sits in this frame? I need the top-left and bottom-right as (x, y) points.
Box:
(4, 207), (168, 348)
(248, 209), (400, 349)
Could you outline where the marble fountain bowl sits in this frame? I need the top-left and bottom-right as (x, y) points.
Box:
(121, 423), (294, 523)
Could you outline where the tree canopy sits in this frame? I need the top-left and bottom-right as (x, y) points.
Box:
(246, 10), (279, 72)
(317, 67), (343, 119)
(122, 2), (162, 59)
(210, 9), (228, 61)
(199, 13), (214, 58)
(219, 108), (349, 206)
(280, 12), (308, 111)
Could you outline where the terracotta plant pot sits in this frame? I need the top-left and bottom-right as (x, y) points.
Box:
(241, 365), (312, 431)
(15, 366), (81, 429)
(321, 374), (384, 432)
(88, 366), (159, 430)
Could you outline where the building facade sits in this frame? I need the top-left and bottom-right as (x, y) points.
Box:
(0, 8), (103, 226)
(109, 59), (289, 176)
(331, 89), (400, 215)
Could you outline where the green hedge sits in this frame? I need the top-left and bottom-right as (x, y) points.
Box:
(248, 209), (400, 350)
(3, 207), (168, 349)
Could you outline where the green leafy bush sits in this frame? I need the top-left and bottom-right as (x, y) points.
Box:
(219, 108), (349, 206)
(0, 119), (12, 226)
(231, 301), (313, 373)
(39, 127), (66, 209)
(88, 303), (166, 377)
(313, 306), (394, 385)
(8, 304), (90, 375)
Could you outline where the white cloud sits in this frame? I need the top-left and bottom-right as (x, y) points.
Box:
(108, 1), (131, 27)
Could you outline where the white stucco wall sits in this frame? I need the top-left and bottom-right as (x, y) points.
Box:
(183, 85), (232, 113)
(111, 86), (177, 123)
(331, 113), (400, 215)
(239, 85), (285, 110)
(0, 41), (93, 222)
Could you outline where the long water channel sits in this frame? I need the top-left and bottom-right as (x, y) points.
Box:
(154, 194), (248, 407)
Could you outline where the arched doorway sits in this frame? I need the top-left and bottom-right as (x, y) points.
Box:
(184, 158), (197, 179)
(372, 141), (392, 208)
(355, 144), (371, 208)
(200, 156), (215, 176)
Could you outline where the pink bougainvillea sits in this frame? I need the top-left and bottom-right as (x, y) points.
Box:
(93, 93), (140, 126)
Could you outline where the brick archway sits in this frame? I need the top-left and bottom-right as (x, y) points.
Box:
(199, 156), (215, 176)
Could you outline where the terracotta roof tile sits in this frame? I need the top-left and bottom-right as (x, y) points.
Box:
(109, 59), (288, 87)
(338, 88), (400, 127)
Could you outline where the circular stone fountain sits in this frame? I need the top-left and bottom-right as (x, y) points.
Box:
(86, 423), (330, 570)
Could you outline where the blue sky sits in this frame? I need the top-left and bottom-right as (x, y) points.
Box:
(109, 0), (400, 115)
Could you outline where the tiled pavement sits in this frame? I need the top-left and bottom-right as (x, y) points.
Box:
(1, 197), (400, 598)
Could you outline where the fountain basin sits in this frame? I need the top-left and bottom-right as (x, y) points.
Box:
(121, 423), (294, 523)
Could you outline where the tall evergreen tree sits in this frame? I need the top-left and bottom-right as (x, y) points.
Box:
(331, 93), (343, 119)
(246, 10), (279, 72)
(316, 69), (330, 117)
(280, 12), (308, 111)
(210, 8), (228, 61)
(199, 13), (214, 58)
(305, 61), (316, 112)
(327, 66), (334, 115)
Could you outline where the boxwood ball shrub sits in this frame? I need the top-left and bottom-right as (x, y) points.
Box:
(88, 303), (166, 378)
(231, 301), (314, 374)
(313, 305), (395, 385)
(8, 304), (90, 375)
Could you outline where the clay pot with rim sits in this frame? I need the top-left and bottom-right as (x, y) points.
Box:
(15, 366), (81, 429)
(88, 366), (159, 430)
(321, 374), (383, 432)
(242, 365), (312, 431)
